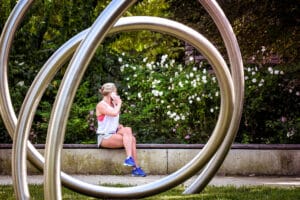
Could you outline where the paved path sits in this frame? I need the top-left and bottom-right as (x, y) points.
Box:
(1, 175), (299, 187)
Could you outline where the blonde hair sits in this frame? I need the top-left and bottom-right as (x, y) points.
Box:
(99, 83), (116, 96)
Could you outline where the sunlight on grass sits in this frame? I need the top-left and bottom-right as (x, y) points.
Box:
(0, 185), (299, 200)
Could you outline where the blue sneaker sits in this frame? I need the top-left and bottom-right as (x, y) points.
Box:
(132, 167), (147, 177)
(123, 156), (135, 167)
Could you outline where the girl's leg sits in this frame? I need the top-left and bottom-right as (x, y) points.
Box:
(117, 127), (134, 157)
(131, 136), (139, 167)
(100, 134), (124, 148)
(117, 127), (141, 167)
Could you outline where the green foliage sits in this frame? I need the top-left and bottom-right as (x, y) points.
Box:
(0, 0), (299, 145)
(237, 63), (300, 144)
(169, 0), (300, 64)
(118, 54), (220, 143)
(108, 0), (183, 61)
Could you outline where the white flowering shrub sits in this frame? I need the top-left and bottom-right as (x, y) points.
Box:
(117, 53), (300, 144)
(118, 55), (220, 143)
(239, 64), (300, 143)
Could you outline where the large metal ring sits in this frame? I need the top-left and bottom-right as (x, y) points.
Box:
(0, 0), (243, 199)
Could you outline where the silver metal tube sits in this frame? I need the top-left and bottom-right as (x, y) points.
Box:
(184, 0), (244, 194)
(45, 16), (234, 198)
(1, 0), (243, 199)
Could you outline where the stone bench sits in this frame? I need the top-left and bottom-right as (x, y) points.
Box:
(0, 144), (299, 176)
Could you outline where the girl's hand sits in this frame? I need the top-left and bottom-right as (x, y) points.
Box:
(111, 92), (122, 105)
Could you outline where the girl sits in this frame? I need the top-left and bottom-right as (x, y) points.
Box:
(96, 83), (146, 177)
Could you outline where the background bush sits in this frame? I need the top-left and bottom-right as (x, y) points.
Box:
(0, 0), (299, 144)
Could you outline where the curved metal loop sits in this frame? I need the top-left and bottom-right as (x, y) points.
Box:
(0, 0), (243, 199)
(184, 0), (244, 194)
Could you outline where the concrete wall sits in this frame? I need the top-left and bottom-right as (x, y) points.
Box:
(0, 144), (299, 176)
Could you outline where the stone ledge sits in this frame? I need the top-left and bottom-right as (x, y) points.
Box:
(1, 144), (299, 176)
(1, 143), (300, 149)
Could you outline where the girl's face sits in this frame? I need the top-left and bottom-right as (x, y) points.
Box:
(110, 88), (118, 100)
(111, 92), (117, 99)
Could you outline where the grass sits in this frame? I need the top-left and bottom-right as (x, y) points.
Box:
(0, 185), (299, 200)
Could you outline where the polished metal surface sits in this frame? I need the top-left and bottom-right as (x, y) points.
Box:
(0, 0), (243, 199)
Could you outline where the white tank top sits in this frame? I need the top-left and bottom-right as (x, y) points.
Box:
(96, 102), (119, 134)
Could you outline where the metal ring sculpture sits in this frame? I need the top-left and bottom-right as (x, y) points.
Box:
(0, 0), (244, 199)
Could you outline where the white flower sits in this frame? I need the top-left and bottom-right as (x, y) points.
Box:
(274, 70), (279, 75)
(189, 100), (193, 104)
(210, 108), (214, 113)
(121, 52), (125, 56)
(212, 77), (216, 83)
(152, 90), (158, 96)
(191, 80), (197, 88)
(193, 67), (197, 71)
(179, 65), (183, 72)
(215, 91), (219, 97)
(252, 78), (257, 83)
(261, 46), (266, 52)
(138, 92), (142, 99)
(280, 71), (284, 75)
(146, 63), (152, 70)
(268, 67), (273, 74)
(179, 81), (183, 88)
(203, 68), (207, 74)
(196, 97), (201, 101)
(189, 56), (194, 61)
(190, 72), (194, 78)
(170, 59), (175, 66)
(199, 61), (203, 68)
(118, 57), (123, 63)
(296, 91), (300, 96)
(181, 115), (186, 120)
(251, 71), (256, 75)
(17, 81), (24, 86)
(143, 57), (148, 63)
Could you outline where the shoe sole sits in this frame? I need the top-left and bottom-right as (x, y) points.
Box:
(132, 174), (146, 177)
(123, 163), (135, 167)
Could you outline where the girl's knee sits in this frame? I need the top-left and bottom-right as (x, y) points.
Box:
(126, 127), (132, 132)
(123, 127), (132, 134)
(132, 135), (136, 143)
